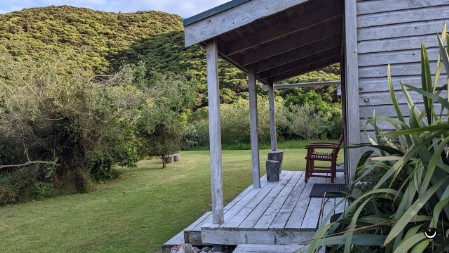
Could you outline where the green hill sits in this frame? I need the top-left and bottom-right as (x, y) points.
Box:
(0, 6), (184, 73)
(0, 6), (339, 107)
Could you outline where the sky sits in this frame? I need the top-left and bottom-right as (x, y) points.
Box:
(0, 0), (230, 18)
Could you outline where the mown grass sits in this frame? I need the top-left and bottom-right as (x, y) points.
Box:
(0, 143), (341, 253)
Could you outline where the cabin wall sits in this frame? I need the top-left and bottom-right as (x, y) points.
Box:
(356, 0), (449, 144)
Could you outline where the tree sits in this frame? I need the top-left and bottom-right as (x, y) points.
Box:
(136, 72), (195, 168)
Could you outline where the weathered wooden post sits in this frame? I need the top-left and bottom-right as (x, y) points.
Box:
(206, 39), (224, 225)
(344, 0), (361, 184)
(268, 83), (277, 151)
(248, 69), (261, 189)
(267, 83), (283, 182)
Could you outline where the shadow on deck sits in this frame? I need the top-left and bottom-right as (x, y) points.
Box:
(163, 171), (347, 253)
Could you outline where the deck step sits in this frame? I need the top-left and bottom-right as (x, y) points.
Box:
(162, 211), (213, 253)
(201, 227), (315, 245)
(233, 244), (326, 253)
(184, 211), (212, 245)
(232, 244), (304, 253)
(162, 230), (185, 253)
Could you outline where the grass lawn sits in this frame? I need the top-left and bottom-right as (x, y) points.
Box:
(0, 143), (342, 253)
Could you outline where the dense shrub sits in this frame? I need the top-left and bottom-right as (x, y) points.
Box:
(136, 73), (196, 167)
(0, 52), (143, 204)
(182, 96), (284, 147)
(279, 102), (342, 140)
(182, 92), (342, 148)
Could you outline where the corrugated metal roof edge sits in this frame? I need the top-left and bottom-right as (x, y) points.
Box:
(183, 0), (251, 27)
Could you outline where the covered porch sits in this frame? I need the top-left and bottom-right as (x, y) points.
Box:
(163, 171), (346, 252)
(165, 0), (361, 251)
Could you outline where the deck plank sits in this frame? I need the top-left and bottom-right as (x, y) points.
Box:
(239, 171), (295, 228)
(187, 211), (212, 231)
(300, 198), (322, 230)
(253, 172), (302, 229)
(320, 198), (336, 225)
(162, 230), (185, 253)
(270, 172), (307, 229)
(284, 176), (317, 229)
(224, 172), (293, 228)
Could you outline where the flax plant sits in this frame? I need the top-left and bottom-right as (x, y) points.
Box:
(300, 25), (449, 253)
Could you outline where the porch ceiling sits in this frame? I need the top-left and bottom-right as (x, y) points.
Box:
(184, 0), (344, 84)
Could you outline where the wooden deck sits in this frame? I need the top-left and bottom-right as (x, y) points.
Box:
(163, 170), (347, 252)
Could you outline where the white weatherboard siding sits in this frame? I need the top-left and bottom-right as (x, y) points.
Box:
(356, 0), (449, 144)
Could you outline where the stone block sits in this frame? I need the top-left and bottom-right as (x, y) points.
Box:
(164, 155), (174, 164)
(267, 150), (283, 171)
(266, 160), (281, 182)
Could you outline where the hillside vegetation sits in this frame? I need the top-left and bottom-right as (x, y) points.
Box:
(0, 6), (340, 107)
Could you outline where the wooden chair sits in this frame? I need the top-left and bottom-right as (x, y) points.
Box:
(305, 133), (344, 183)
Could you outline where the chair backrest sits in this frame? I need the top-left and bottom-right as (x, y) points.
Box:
(332, 131), (344, 157)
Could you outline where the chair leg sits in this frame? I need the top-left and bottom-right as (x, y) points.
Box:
(305, 159), (309, 183)
(331, 161), (336, 183)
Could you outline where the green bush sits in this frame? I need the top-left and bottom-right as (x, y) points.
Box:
(279, 103), (342, 140)
(0, 52), (143, 204)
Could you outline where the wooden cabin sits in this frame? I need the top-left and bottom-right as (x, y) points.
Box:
(163, 0), (449, 252)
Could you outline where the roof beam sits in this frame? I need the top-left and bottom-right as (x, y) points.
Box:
(251, 34), (342, 73)
(225, 0), (343, 56)
(258, 47), (342, 79)
(260, 80), (340, 90)
(234, 16), (343, 67)
(267, 55), (341, 83)
(184, 0), (308, 47)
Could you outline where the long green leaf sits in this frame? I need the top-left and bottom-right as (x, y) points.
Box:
(366, 115), (408, 130)
(393, 232), (427, 253)
(345, 197), (374, 253)
(388, 64), (404, 122)
(422, 136), (449, 192)
(437, 31), (449, 80)
(434, 23), (447, 92)
(384, 124), (449, 137)
(306, 222), (335, 253)
(404, 224), (423, 241)
(323, 234), (387, 246)
(385, 176), (449, 244)
(403, 83), (449, 110)
(421, 43), (433, 125)
(348, 143), (403, 156)
(431, 197), (449, 227)
(410, 239), (430, 253)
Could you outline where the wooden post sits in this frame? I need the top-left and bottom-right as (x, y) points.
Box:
(206, 40), (224, 225)
(268, 83), (277, 151)
(344, 0), (361, 183)
(248, 69), (261, 189)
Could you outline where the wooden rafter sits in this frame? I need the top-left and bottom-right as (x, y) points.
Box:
(250, 34), (342, 73)
(233, 16), (343, 67)
(258, 47), (341, 79)
(267, 55), (341, 83)
(224, 0), (343, 56)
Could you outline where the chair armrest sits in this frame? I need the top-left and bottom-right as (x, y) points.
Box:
(306, 143), (338, 149)
(308, 141), (337, 146)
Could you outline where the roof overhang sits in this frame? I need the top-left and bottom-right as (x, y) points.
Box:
(184, 0), (344, 84)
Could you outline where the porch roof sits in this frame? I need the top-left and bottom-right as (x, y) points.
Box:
(183, 0), (344, 84)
